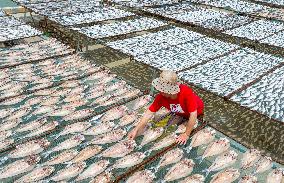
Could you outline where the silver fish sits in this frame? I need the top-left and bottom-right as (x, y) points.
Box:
(82, 122), (115, 136)
(91, 128), (127, 144)
(113, 88), (129, 97)
(0, 155), (40, 179)
(101, 139), (136, 158)
(71, 145), (102, 163)
(51, 162), (86, 181)
(200, 138), (230, 161)
(15, 118), (46, 133)
(0, 119), (21, 131)
(63, 109), (93, 121)
(180, 174), (205, 183)
(141, 127), (164, 146)
(0, 138), (14, 150)
(266, 168), (283, 183)
(210, 168), (240, 183)
(255, 156), (272, 174)
(126, 170), (155, 183)
(90, 172), (112, 183)
(150, 133), (176, 151)
(8, 138), (50, 159)
(113, 152), (146, 169)
(86, 71), (110, 81)
(119, 112), (137, 127)
(241, 149), (261, 169)
(100, 97), (121, 107)
(0, 130), (12, 141)
(76, 160), (109, 181)
(24, 121), (58, 138)
(239, 175), (258, 183)
(96, 74), (116, 85)
(159, 148), (184, 168)
(205, 150), (238, 175)
(50, 134), (85, 153)
(164, 158), (195, 182)
(56, 122), (91, 138)
(42, 149), (78, 166)
(50, 88), (71, 97)
(15, 166), (54, 183)
(101, 106), (127, 122)
(133, 95), (151, 111)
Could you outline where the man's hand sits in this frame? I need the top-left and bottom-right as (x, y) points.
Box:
(176, 133), (189, 145)
(128, 128), (138, 140)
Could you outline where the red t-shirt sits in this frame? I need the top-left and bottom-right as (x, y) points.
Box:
(149, 84), (204, 118)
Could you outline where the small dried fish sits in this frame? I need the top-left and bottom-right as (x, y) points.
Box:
(0, 155), (40, 179)
(34, 88), (55, 96)
(90, 172), (112, 183)
(32, 106), (54, 116)
(0, 138), (14, 150)
(122, 89), (141, 99)
(6, 107), (30, 121)
(164, 158), (195, 182)
(15, 166), (54, 183)
(150, 133), (176, 152)
(101, 139), (136, 158)
(91, 128), (127, 144)
(241, 149), (261, 169)
(15, 118), (46, 133)
(24, 121), (58, 138)
(141, 127), (164, 146)
(63, 109), (93, 121)
(51, 162), (86, 181)
(49, 134), (85, 153)
(76, 160), (109, 181)
(210, 168), (240, 183)
(92, 94), (112, 105)
(113, 152), (146, 169)
(266, 168), (283, 183)
(0, 130), (12, 141)
(71, 145), (102, 163)
(8, 138), (50, 159)
(25, 96), (44, 106)
(40, 96), (60, 106)
(255, 156), (272, 174)
(180, 174), (205, 183)
(82, 122), (115, 136)
(239, 175), (258, 183)
(49, 107), (74, 117)
(0, 109), (14, 119)
(43, 149), (78, 166)
(0, 119), (21, 131)
(55, 122), (91, 138)
(133, 95), (151, 111)
(159, 148), (184, 168)
(126, 170), (155, 183)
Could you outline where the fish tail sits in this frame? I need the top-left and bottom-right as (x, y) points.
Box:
(196, 156), (204, 164)
(204, 169), (211, 179)
(0, 156), (8, 165)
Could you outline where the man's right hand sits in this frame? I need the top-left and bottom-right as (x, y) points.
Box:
(128, 128), (138, 140)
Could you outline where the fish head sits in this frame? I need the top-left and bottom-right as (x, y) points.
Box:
(181, 158), (195, 167)
(99, 160), (110, 167)
(73, 134), (85, 141)
(26, 154), (41, 165)
(77, 162), (87, 169)
(124, 140), (137, 149)
(43, 166), (55, 174)
(228, 150), (238, 159)
(37, 139), (51, 149)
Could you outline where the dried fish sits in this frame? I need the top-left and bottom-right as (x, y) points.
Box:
(51, 162), (86, 181)
(0, 138), (14, 150)
(266, 168), (283, 183)
(55, 122), (91, 138)
(241, 149), (261, 169)
(187, 128), (215, 152)
(0, 119), (21, 131)
(49, 134), (85, 153)
(164, 158), (195, 181)
(119, 112), (137, 127)
(105, 80), (126, 92)
(24, 121), (58, 138)
(159, 148), (184, 168)
(63, 109), (93, 121)
(133, 95), (151, 111)
(239, 175), (258, 183)
(76, 160), (109, 181)
(43, 149), (78, 166)
(113, 152), (146, 169)
(15, 118), (47, 133)
(101, 106), (127, 122)
(255, 156), (272, 174)
(0, 130), (12, 141)
(90, 172), (112, 183)
(126, 170), (155, 183)
(180, 174), (205, 183)
(210, 168), (240, 183)
(150, 133), (176, 152)
(15, 166), (54, 183)
(0, 155), (40, 179)
(101, 139), (136, 158)
(91, 128), (127, 144)
(82, 122), (115, 136)
(71, 145), (102, 163)
(141, 127), (164, 146)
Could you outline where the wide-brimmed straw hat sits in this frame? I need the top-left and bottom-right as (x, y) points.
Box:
(152, 70), (180, 94)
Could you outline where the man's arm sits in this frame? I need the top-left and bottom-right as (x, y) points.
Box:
(128, 109), (154, 140)
(176, 110), (197, 145)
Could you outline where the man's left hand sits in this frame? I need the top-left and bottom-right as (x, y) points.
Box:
(176, 133), (189, 145)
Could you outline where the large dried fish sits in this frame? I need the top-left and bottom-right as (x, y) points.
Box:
(141, 127), (164, 146)
(0, 109), (14, 119)
(42, 149), (78, 166)
(101, 106), (127, 122)
(266, 168), (283, 183)
(187, 128), (216, 152)
(210, 168), (240, 183)
(126, 170), (155, 183)
(255, 156), (272, 174)
(150, 133), (176, 152)
(55, 122), (91, 139)
(164, 158), (195, 182)
(82, 122), (115, 136)
(239, 175), (258, 183)
(71, 145), (102, 163)
(31, 106), (54, 116)
(159, 148), (184, 168)
(199, 138), (230, 163)
(180, 174), (205, 183)
(0, 155), (40, 179)
(15, 166), (54, 183)
(113, 152), (146, 169)
(101, 139), (136, 158)
(76, 160), (109, 181)
(51, 162), (86, 181)
(133, 95), (151, 111)
(91, 128), (127, 144)
(241, 149), (261, 169)
(49, 134), (85, 153)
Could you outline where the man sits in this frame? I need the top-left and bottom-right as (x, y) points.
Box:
(128, 70), (204, 145)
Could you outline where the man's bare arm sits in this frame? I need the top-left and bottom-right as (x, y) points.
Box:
(185, 111), (197, 136)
